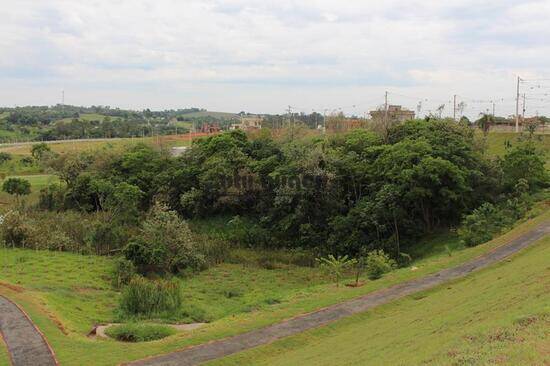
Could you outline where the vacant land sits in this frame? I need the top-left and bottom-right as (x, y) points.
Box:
(0, 174), (60, 208)
(209, 234), (550, 366)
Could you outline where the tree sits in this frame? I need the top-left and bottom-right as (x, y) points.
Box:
(316, 254), (356, 287)
(0, 152), (12, 164)
(2, 177), (31, 204)
(365, 250), (396, 280)
(31, 143), (52, 160)
(123, 202), (206, 274)
(477, 113), (494, 136)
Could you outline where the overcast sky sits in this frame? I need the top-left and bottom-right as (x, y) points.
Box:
(1, 0), (549, 118)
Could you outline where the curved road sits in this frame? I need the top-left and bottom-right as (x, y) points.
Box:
(0, 296), (57, 366)
(129, 221), (549, 366)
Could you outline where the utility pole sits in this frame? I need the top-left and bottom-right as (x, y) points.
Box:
(515, 76), (521, 133)
(61, 90), (65, 105)
(384, 91), (389, 126)
(492, 101), (496, 117)
(522, 93), (526, 120)
(453, 95), (457, 121)
(287, 105), (293, 140)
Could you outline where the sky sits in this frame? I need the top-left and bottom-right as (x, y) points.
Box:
(1, 0), (550, 118)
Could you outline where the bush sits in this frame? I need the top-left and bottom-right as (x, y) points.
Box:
(0, 211), (32, 247)
(38, 183), (66, 211)
(119, 277), (182, 319)
(365, 250), (396, 280)
(105, 323), (175, 342)
(458, 192), (532, 247)
(0, 152), (12, 164)
(111, 257), (137, 289)
(123, 203), (206, 274)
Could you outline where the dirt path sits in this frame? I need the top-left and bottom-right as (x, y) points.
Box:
(128, 221), (549, 366)
(0, 296), (57, 366)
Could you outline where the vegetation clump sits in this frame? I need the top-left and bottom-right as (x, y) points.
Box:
(119, 277), (182, 319)
(105, 323), (176, 342)
(365, 250), (396, 280)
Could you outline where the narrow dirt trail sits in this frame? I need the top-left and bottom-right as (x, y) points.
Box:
(0, 296), (57, 366)
(128, 221), (549, 366)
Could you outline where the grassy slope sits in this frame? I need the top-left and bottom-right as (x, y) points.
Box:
(0, 333), (9, 366)
(0, 209), (547, 365)
(211, 235), (550, 366)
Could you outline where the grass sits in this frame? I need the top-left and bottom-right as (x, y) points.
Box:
(0, 207), (547, 365)
(0, 174), (60, 208)
(0, 333), (9, 366)
(483, 131), (550, 159)
(56, 113), (107, 124)
(0, 248), (118, 334)
(0, 134), (193, 157)
(105, 323), (176, 342)
(209, 235), (550, 366)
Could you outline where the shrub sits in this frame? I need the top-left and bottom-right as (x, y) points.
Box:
(111, 257), (137, 289)
(365, 250), (396, 280)
(0, 152), (12, 164)
(119, 277), (182, 319)
(123, 203), (206, 274)
(317, 254), (357, 287)
(105, 323), (175, 342)
(38, 183), (66, 211)
(0, 211), (32, 247)
(458, 192), (532, 247)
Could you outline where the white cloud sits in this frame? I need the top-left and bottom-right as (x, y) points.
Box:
(0, 0), (549, 117)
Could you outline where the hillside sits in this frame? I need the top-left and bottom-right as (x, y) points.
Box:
(210, 233), (550, 366)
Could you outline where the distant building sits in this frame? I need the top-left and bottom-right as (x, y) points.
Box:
(230, 115), (262, 130)
(369, 105), (415, 123)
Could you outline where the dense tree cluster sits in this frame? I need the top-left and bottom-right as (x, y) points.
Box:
(39, 119), (547, 257)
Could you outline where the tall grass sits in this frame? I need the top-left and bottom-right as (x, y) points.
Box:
(119, 277), (182, 318)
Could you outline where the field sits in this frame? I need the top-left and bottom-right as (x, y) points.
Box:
(0, 174), (60, 208)
(56, 113), (107, 124)
(0, 208), (547, 365)
(0, 134), (196, 157)
(211, 234), (550, 366)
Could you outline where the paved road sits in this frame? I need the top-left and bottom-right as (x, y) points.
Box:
(0, 296), (57, 366)
(129, 221), (549, 366)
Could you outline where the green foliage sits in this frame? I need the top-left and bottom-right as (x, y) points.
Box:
(105, 323), (176, 342)
(458, 187), (533, 247)
(111, 257), (137, 289)
(123, 203), (206, 274)
(31, 142), (52, 160)
(0, 152), (12, 164)
(38, 183), (66, 211)
(500, 141), (548, 191)
(365, 250), (396, 280)
(316, 254), (357, 287)
(2, 177), (31, 197)
(119, 277), (182, 319)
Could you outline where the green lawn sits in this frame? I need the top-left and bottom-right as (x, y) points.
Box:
(0, 174), (60, 208)
(0, 208), (547, 365)
(210, 235), (550, 366)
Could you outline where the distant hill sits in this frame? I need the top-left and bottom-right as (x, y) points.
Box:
(178, 111), (238, 119)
